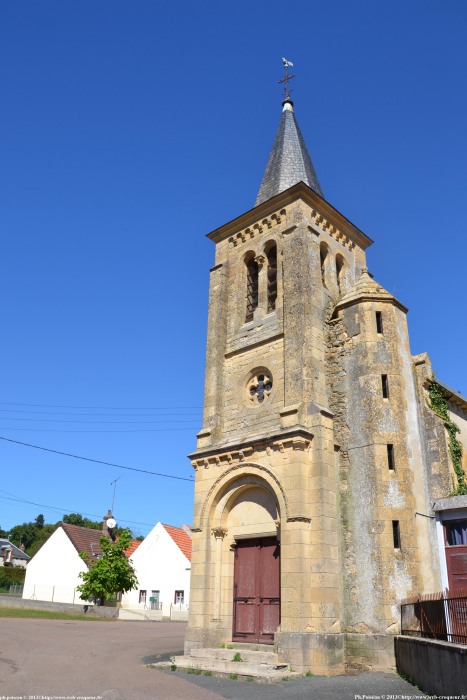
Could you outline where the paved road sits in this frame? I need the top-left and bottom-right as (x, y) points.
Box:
(1, 618), (427, 700)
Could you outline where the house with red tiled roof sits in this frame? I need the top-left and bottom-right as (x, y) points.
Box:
(22, 512), (140, 605)
(120, 522), (191, 618)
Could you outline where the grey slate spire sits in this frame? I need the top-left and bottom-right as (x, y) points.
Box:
(255, 99), (323, 206)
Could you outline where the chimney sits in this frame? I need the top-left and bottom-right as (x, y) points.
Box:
(20, 543), (25, 551)
(103, 510), (113, 537)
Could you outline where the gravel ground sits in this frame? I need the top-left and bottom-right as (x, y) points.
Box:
(156, 666), (428, 700)
(1, 617), (428, 700)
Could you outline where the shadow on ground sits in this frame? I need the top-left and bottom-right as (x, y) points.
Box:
(152, 667), (428, 700)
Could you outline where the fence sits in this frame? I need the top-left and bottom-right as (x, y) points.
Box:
(401, 589), (467, 644)
(22, 583), (87, 604)
(8, 584), (23, 596)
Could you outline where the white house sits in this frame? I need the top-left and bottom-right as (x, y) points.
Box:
(120, 522), (191, 618)
(0, 538), (30, 568)
(22, 517), (140, 605)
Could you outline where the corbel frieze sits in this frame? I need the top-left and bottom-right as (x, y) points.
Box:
(308, 212), (356, 250)
(190, 435), (311, 470)
(228, 208), (287, 247)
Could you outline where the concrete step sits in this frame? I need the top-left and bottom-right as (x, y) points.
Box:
(227, 642), (275, 652)
(172, 654), (290, 680)
(190, 647), (278, 664)
(171, 647), (293, 681)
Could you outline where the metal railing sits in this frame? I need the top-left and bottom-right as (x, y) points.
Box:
(401, 589), (467, 644)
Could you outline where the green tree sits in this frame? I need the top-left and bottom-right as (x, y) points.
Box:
(63, 513), (102, 530)
(8, 522), (37, 550)
(27, 523), (57, 558)
(35, 513), (45, 529)
(62, 513), (84, 526)
(76, 529), (138, 604)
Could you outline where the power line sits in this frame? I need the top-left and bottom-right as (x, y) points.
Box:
(0, 402), (202, 410)
(0, 490), (155, 528)
(0, 417), (199, 424)
(0, 409), (201, 416)
(0, 436), (194, 482)
(0, 427), (196, 433)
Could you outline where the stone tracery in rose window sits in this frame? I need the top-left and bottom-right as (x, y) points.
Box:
(248, 371), (273, 404)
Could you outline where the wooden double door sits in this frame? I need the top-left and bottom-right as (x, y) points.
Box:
(232, 537), (280, 644)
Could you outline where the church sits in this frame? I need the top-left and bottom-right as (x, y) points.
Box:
(183, 77), (467, 674)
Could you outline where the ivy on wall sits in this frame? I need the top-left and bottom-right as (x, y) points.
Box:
(428, 382), (467, 496)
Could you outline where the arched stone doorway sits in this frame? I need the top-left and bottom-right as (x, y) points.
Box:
(227, 485), (280, 643)
(211, 476), (281, 644)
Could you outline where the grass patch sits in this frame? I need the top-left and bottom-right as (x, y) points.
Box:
(282, 676), (291, 681)
(229, 673), (238, 680)
(305, 670), (314, 677)
(232, 652), (242, 662)
(0, 607), (111, 621)
(246, 676), (254, 682)
(203, 671), (212, 676)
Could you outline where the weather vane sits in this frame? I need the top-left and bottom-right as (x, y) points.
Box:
(279, 58), (295, 101)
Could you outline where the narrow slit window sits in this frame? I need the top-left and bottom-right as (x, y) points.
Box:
(245, 256), (259, 322)
(266, 244), (277, 312)
(376, 311), (383, 334)
(387, 444), (395, 471)
(382, 374), (389, 399)
(392, 520), (401, 549)
(336, 255), (345, 294)
(320, 243), (328, 288)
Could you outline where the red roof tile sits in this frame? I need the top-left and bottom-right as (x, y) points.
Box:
(61, 523), (105, 562)
(162, 524), (192, 561)
(125, 540), (141, 558)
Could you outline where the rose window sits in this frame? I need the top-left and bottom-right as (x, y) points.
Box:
(248, 372), (273, 404)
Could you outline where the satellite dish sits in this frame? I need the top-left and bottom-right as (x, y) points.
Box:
(107, 518), (116, 529)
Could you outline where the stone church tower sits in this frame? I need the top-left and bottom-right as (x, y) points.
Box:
(184, 95), (467, 674)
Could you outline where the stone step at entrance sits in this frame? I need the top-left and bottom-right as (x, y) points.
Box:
(172, 647), (292, 681)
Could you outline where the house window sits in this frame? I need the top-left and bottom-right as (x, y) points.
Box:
(392, 521), (401, 549)
(376, 311), (383, 334)
(387, 444), (395, 471)
(151, 590), (160, 602)
(445, 520), (467, 546)
(3, 548), (12, 564)
(382, 374), (389, 399)
(139, 590), (147, 604)
(245, 255), (259, 322)
(174, 590), (184, 604)
(266, 243), (277, 312)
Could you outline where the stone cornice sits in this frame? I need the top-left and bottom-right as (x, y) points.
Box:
(206, 181), (373, 251)
(189, 427), (313, 470)
(334, 294), (408, 314)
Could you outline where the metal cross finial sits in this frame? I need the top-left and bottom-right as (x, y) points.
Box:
(279, 57), (295, 100)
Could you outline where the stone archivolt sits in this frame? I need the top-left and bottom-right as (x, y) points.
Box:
(198, 462), (289, 531)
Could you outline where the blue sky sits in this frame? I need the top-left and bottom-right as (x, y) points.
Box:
(1, 1), (466, 536)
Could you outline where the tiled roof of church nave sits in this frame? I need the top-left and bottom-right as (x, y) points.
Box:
(162, 524), (192, 562)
